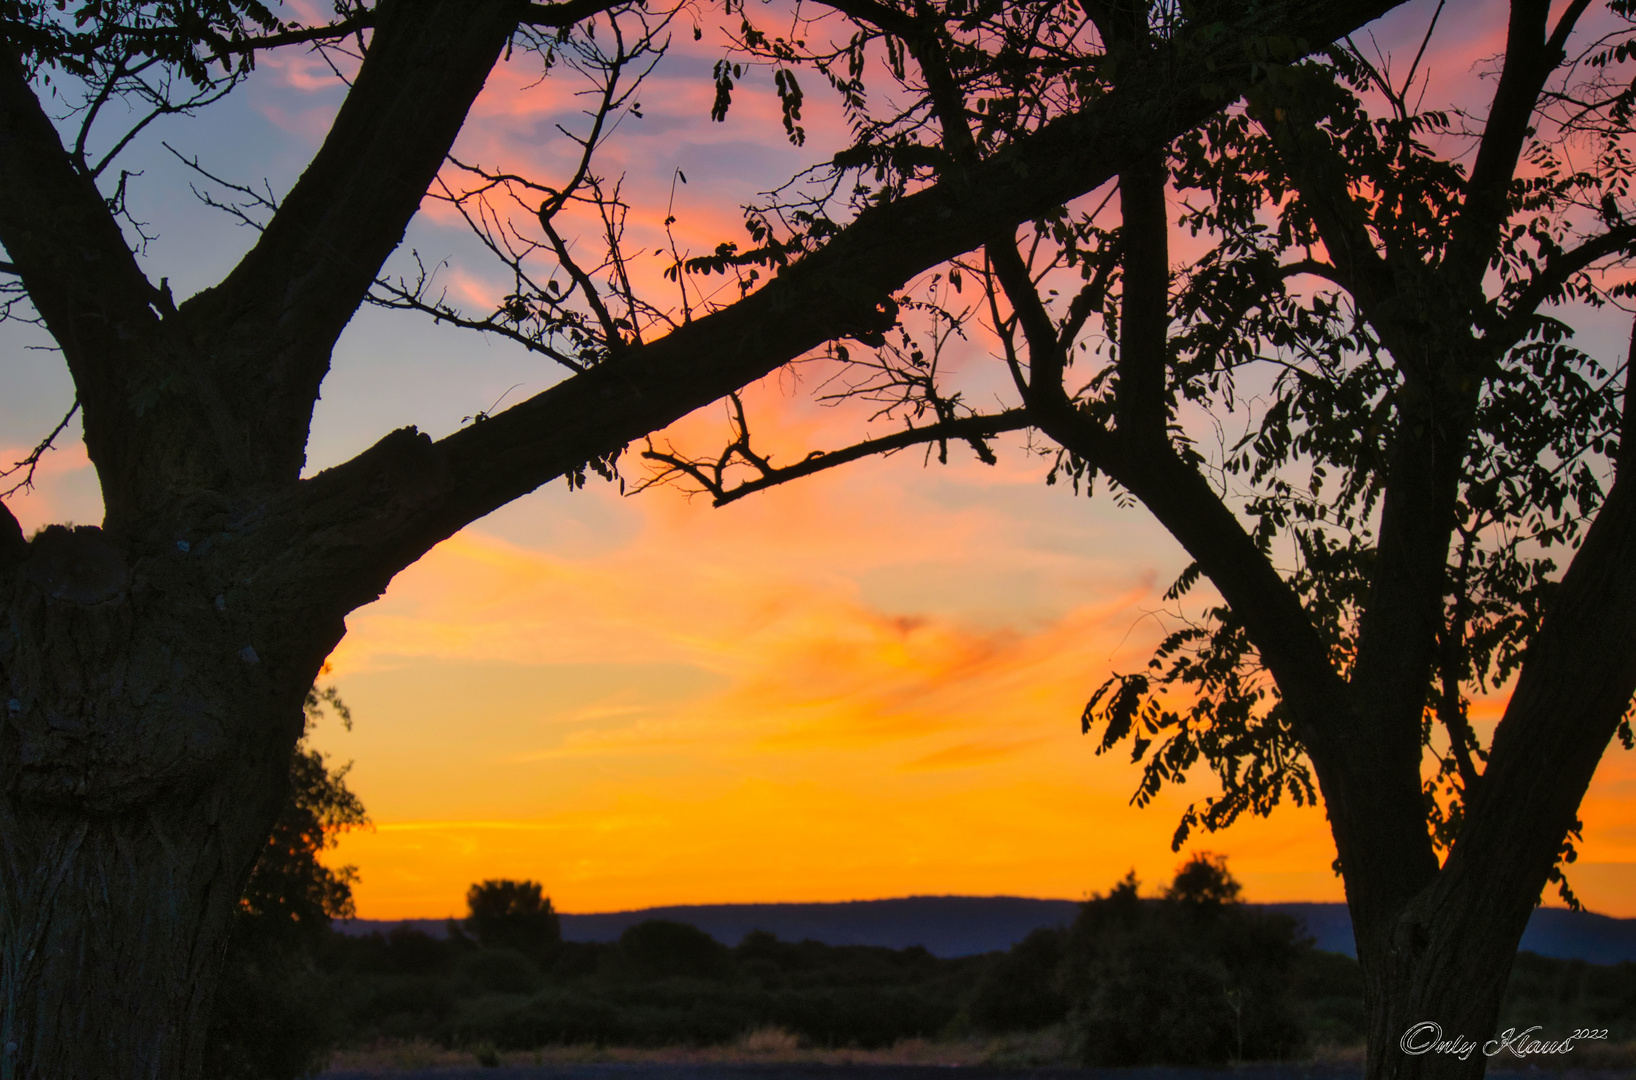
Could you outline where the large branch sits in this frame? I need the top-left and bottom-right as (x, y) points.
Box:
(0, 498), (25, 568)
(217, 0), (624, 53)
(263, 0), (1410, 598)
(0, 53), (160, 491)
(182, 0), (537, 485)
(1345, 3), (1603, 763)
(992, 234), (1365, 842)
(993, 138), (1435, 920)
(1251, 25), (1519, 877)
(1443, 0), (1592, 293)
(1114, 150), (1169, 441)
(1337, 5), (1601, 870)
(1427, 444), (1636, 972)
(1342, 385), (1474, 886)
(1252, 82), (1396, 320)
(1485, 223), (1636, 355)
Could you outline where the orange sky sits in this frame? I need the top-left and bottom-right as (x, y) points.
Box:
(293, 386), (1636, 917)
(1, 0), (1633, 922)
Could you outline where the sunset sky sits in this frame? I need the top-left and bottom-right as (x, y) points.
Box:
(2, 0), (1633, 920)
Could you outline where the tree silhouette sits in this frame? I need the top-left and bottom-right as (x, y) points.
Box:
(1062, 857), (1307, 1066)
(634, 3), (1636, 1078)
(465, 879), (562, 966)
(1165, 852), (1242, 908)
(0, 0), (1572, 1076)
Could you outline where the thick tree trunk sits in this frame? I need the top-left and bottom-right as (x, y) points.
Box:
(1355, 896), (1534, 1080)
(1352, 445), (1636, 1080)
(2, 799), (252, 1079)
(0, 524), (334, 1079)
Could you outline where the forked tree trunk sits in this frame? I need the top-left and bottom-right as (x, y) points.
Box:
(0, 524), (334, 1079)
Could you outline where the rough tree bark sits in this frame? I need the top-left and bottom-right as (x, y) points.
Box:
(0, 0), (1405, 1074)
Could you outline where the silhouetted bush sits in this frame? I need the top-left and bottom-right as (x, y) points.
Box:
(966, 926), (1068, 1032)
(325, 970), (460, 1044)
(1500, 952), (1636, 1040)
(203, 948), (337, 1080)
(486, 991), (627, 1046)
(771, 985), (957, 1047)
(323, 926), (458, 976)
(549, 939), (608, 979)
(460, 948), (545, 994)
(1062, 856), (1308, 1065)
(1291, 945), (1366, 1045)
(465, 880), (562, 966)
(618, 919), (732, 979)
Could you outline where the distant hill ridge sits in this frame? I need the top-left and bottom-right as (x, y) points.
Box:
(336, 895), (1636, 963)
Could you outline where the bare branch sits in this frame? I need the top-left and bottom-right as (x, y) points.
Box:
(988, 237), (1078, 418)
(367, 256), (588, 373)
(180, 0), (544, 488)
(1253, 80), (1396, 310)
(522, 0), (640, 29)
(212, 11), (378, 53)
(642, 407), (1030, 506)
(210, 0), (627, 57)
(1445, 433), (1636, 943)
(87, 69), (242, 180)
(538, 211), (623, 351)
(1437, 533), (1483, 793)
(0, 51), (160, 479)
(0, 400), (80, 498)
(163, 142), (280, 231)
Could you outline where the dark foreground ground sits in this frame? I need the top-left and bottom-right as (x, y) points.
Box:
(317, 1063), (1636, 1080)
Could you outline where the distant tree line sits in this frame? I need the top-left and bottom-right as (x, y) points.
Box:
(323, 904), (984, 1054)
(259, 860), (1635, 1076)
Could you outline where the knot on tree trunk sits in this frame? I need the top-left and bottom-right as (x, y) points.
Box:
(20, 525), (130, 605)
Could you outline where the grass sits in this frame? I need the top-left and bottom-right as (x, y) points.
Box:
(326, 1030), (1042, 1072)
(323, 1034), (1636, 1075)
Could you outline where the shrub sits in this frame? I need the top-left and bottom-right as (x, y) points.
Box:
(618, 919), (732, 980)
(201, 950), (336, 1080)
(465, 880), (562, 966)
(460, 948), (545, 994)
(966, 927), (1069, 1033)
(1063, 856), (1308, 1065)
(1292, 946), (1366, 1046)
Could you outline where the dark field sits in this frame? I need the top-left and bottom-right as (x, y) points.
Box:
(320, 1066), (1354, 1080)
(316, 1064), (1635, 1080)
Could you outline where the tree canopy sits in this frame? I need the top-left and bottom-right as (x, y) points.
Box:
(464, 878), (563, 965)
